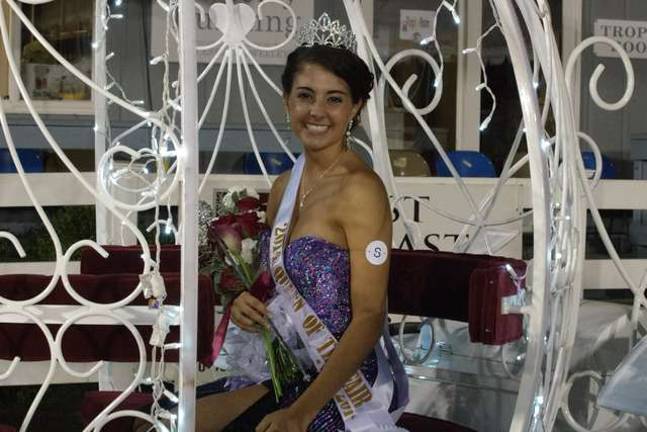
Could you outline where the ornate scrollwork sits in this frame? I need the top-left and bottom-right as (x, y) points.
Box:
(565, 37), (635, 112)
(0, 0), (180, 428)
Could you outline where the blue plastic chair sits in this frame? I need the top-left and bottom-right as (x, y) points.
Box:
(243, 152), (295, 175)
(581, 151), (617, 179)
(0, 149), (44, 173)
(435, 151), (496, 178)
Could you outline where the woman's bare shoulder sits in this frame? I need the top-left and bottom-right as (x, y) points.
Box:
(336, 161), (392, 249)
(344, 165), (388, 202)
(339, 163), (389, 218)
(266, 170), (291, 226)
(271, 170), (291, 194)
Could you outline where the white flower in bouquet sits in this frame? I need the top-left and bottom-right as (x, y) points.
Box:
(221, 192), (236, 212)
(221, 187), (260, 213)
(245, 188), (260, 199)
(241, 238), (258, 265)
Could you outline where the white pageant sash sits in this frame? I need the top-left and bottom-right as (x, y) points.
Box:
(269, 155), (408, 431)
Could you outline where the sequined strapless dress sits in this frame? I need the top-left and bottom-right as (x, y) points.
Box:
(279, 235), (379, 431)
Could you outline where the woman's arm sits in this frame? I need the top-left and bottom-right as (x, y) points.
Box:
(258, 171), (392, 430)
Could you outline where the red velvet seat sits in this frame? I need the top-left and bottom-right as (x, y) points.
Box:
(397, 412), (477, 432)
(386, 250), (523, 430)
(389, 248), (525, 345)
(0, 272), (215, 365)
(78, 245), (211, 431)
(80, 391), (153, 431)
(11, 244), (522, 430)
(80, 244), (182, 275)
(0, 425), (17, 432)
(82, 245), (524, 344)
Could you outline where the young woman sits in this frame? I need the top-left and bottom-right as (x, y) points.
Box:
(222, 42), (407, 432)
(137, 16), (408, 432)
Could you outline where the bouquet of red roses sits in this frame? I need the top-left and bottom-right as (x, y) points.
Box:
(199, 188), (306, 400)
(199, 187), (267, 308)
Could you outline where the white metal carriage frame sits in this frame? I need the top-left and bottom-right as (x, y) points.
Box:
(0, 0), (645, 431)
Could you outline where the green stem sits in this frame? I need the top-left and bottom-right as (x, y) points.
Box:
(228, 249), (254, 287)
(263, 329), (282, 401)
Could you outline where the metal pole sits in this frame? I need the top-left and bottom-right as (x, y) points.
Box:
(491, 0), (550, 430)
(455, 0), (482, 151)
(93, 0), (109, 244)
(178, 0), (199, 429)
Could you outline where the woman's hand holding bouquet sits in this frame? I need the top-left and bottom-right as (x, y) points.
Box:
(200, 188), (307, 401)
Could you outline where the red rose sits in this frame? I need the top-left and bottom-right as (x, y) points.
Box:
(207, 217), (242, 253)
(209, 214), (236, 236)
(219, 267), (244, 293)
(212, 214), (236, 228)
(236, 212), (262, 237)
(249, 271), (274, 303)
(237, 196), (260, 212)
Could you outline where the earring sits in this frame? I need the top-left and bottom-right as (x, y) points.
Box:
(345, 119), (354, 148)
(286, 112), (291, 123)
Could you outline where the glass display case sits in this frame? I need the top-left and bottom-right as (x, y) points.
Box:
(19, 0), (93, 102)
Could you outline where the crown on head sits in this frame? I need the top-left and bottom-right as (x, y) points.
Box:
(296, 13), (357, 52)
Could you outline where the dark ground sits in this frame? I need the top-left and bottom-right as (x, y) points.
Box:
(0, 383), (97, 431)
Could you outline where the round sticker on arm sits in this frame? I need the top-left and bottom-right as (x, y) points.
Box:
(365, 240), (388, 265)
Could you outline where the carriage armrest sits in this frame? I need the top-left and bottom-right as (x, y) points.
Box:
(388, 249), (525, 345)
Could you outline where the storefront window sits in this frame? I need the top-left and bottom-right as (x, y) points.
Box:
(372, 0), (458, 165)
(19, 0), (93, 101)
(479, 0), (562, 175)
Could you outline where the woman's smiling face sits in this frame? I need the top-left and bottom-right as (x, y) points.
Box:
(285, 63), (361, 153)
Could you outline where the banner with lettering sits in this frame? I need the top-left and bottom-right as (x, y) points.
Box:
(150, 0), (314, 65)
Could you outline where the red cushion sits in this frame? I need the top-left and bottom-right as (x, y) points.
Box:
(0, 273), (215, 365)
(388, 249), (525, 345)
(469, 263), (524, 344)
(396, 412), (477, 432)
(81, 391), (153, 432)
(81, 245), (181, 275)
(0, 426), (17, 432)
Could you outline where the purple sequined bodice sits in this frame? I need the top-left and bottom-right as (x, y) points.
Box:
(284, 236), (351, 338)
(259, 231), (353, 337)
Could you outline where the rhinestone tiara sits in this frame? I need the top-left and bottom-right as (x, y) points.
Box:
(296, 13), (357, 52)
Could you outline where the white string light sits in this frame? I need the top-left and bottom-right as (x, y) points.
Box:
(462, 22), (500, 132)
(424, 0), (460, 90)
(92, 0), (183, 426)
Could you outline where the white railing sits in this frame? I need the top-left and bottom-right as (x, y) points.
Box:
(4, 173), (647, 291)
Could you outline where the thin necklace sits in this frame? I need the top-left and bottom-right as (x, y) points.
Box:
(300, 149), (346, 209)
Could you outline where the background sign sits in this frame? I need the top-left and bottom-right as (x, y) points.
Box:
(399, 9), (435, 42)
(390, 181), (523, 258)
(151, 0), (314, 65)
(594, 19), (647, 59)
